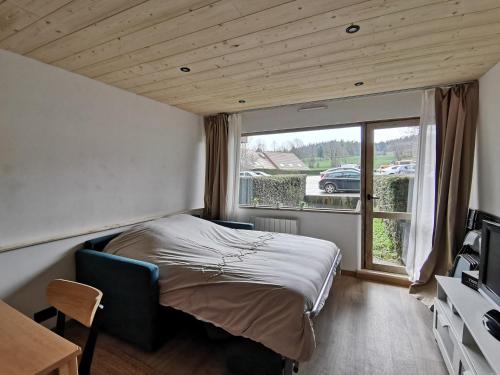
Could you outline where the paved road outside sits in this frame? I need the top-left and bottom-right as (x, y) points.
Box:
(306, 175), (359, 197)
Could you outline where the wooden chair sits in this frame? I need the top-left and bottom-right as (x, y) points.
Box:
(47, 279), (103, 375)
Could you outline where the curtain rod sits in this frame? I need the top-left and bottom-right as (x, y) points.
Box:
(237, 80), (476, 114)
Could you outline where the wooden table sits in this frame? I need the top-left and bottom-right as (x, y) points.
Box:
(0, 300), (81, 375)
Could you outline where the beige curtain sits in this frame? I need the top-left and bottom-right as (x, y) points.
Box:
(412, 81), (479, 291)
(224, 114), (242, 221)
(203, 114), (229, 220)
(406, 90), (436, 283)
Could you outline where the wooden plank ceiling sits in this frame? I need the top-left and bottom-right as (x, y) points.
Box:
(2, 0), (500, 115)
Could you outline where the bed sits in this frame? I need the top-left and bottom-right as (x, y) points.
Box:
(76, 214), (341, 371)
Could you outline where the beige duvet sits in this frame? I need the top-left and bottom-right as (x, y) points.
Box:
(104, 214), (341, 361)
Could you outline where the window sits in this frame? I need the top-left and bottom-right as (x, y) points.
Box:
(365, 119), (420, 273)
(239, 126), (362, 211)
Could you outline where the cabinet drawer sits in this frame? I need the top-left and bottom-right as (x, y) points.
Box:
(434, 303), (455, 373)
(436, 309), (454, 360)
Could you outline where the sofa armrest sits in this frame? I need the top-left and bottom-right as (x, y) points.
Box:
(75, 249), (162, 350)
(211, 219), (254, 230)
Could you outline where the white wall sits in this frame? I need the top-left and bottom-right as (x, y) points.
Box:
(239, 91), (422, 271)
(242, 91), (422, 133)
(238, 209), (361, 271)
(0, 50), (204, 316)
(0, 49), (204, 248)
(470, 61), (500, 216)
(0, 226), (132, 319)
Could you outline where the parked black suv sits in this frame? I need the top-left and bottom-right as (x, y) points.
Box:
(319, 170), (360, 193)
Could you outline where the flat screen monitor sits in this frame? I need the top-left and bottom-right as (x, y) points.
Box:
(479, 220), (500, 308)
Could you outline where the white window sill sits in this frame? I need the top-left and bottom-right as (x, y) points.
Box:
(238, 205), (361, 215)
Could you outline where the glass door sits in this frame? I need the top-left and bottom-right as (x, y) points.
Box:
(364, 119), (420, 274)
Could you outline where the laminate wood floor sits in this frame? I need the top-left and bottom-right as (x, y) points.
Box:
(65, 275), (447, 375)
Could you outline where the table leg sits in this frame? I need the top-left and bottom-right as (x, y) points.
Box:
(57, 356), (78, 375)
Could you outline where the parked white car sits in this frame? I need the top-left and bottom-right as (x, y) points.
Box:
(240, 171), (270, 177)
(340, 164), (360, 169)
(380, 164), (415, 175)
(240, 171), (258, 177)
(396, 164), (416, 175)
(253, 171), (270, 176)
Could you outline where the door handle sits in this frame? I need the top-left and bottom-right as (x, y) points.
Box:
(367, 194), (379, 200)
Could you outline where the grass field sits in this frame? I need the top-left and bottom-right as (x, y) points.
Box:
(372, 153), (398, 169)
(302, 156), (360, 169)
(302, 152), (396, 170)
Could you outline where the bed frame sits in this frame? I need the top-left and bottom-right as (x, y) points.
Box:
(75, 218), (341, 375)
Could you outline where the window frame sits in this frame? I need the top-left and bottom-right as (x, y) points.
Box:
(363, 117), (421, 273)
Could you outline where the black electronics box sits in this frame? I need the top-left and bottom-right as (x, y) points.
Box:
(452, 253), (480, 277)
(462, 270), (479, 291)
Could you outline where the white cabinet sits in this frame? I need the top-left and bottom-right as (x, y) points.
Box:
(434, 277), (500, 375)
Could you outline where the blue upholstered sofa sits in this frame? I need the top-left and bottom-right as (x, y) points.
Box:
(75, 219), (254, 351)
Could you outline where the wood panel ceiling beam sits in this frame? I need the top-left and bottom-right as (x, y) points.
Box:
(158, 51), (500, 106)
(225, 35), (500, 83)
(178, 64), (491, 114)
(88, 0), (450, 83)
(8, 0), (71, 17)
(130, 16), (500, 99)
(150, 44), (500, 107)
(170, 57), (497, 109)
(95, 0), (500, 91)
(53, 0), (365, 73)
(0, 0), (71, 41)
(132, 24), (500, 97)
(26, 0), (293, 64)
(1, 0), (499, 114)
(0, 0), (149, 53)
(115, 20), (500, 94)
(0, 1), (38, 40)
(26, 0), (223, 63)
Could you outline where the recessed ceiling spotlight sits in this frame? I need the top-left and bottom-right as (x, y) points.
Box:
(180, 66), (191, 72)
(345, 24), (360, 34)
(354, 81), (364, 86)
(238, 99), (246, 104)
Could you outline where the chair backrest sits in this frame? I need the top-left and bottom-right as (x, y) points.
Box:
(47, 279), (103, 328)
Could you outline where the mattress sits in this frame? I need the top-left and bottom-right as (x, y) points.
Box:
(103, 214), (341, 361)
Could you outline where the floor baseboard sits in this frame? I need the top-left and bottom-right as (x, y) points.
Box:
(340, 269), (357, 277)
(341, 269), (410, 287)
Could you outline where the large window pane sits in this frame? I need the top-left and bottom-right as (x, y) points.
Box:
(239, 126), (361, 211)
(373, 126), (419, 213)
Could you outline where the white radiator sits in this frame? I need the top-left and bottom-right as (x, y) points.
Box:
(253, 217), (298, 234)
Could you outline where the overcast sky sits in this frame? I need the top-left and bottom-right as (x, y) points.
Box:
(245, 126), (417, 151)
